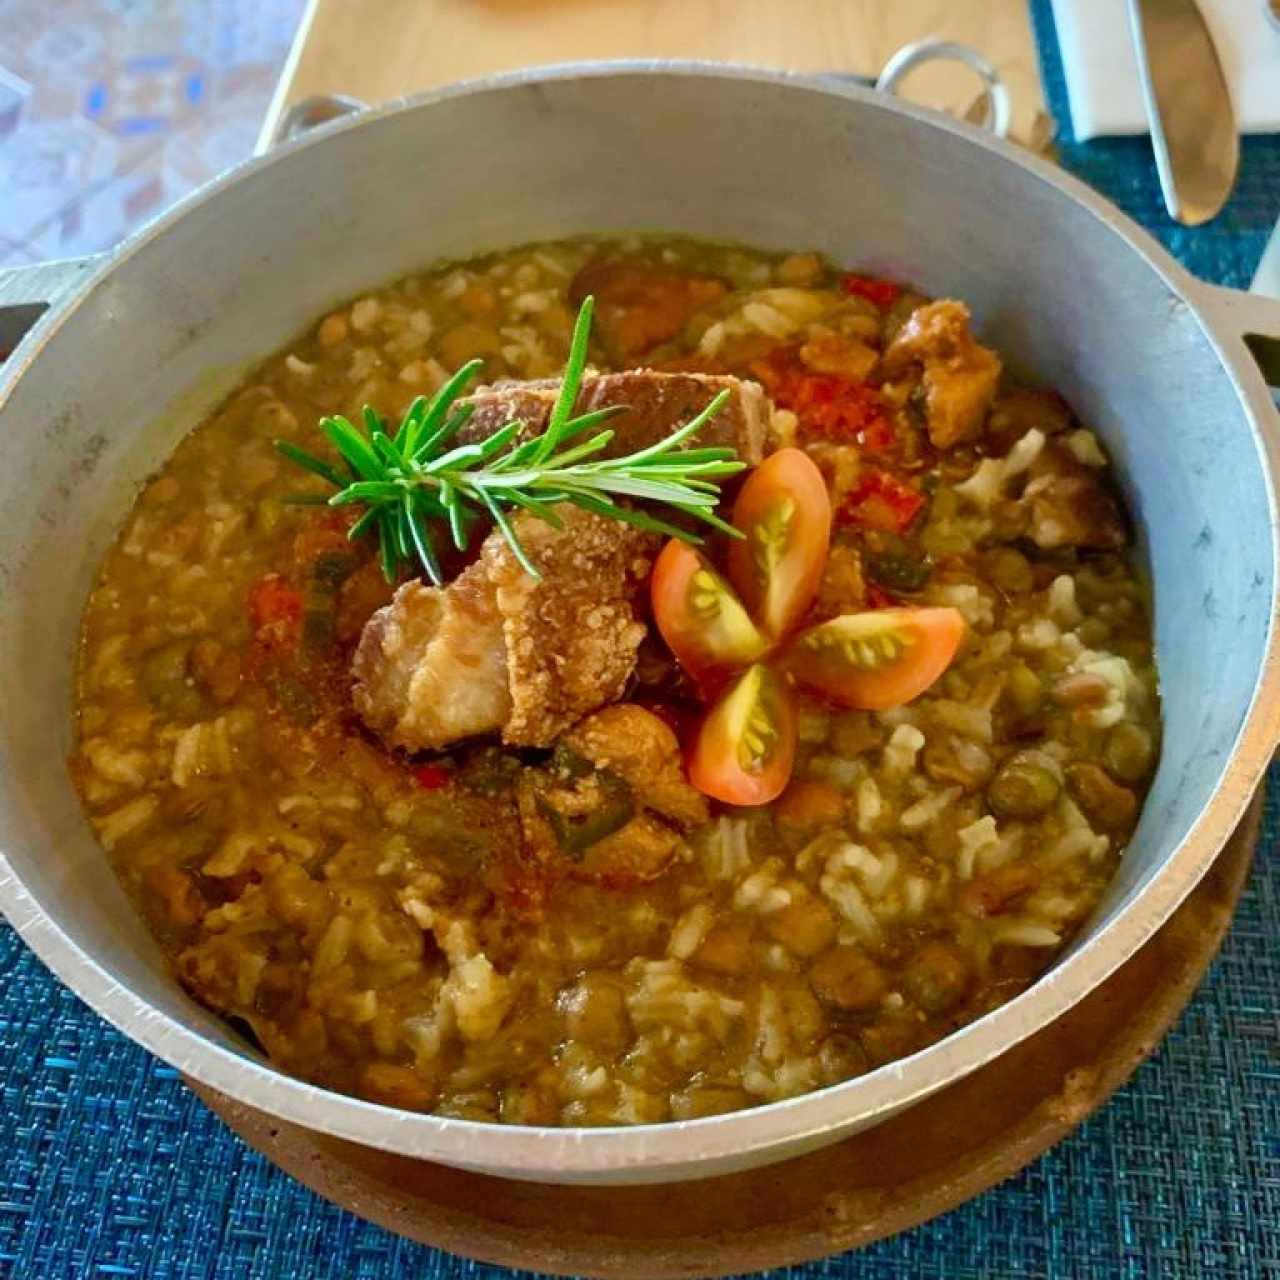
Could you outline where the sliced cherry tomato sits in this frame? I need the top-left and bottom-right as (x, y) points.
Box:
(688, 663), (797, 806)
(650, 540), (767, 686)
(727, 447), (832, 639)
(785, 607), (965, 711)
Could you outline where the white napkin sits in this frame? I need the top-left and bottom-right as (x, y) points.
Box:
(1050, 0), (1280, 139)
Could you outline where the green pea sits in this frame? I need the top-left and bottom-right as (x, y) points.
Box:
(1103, 722), (1155, 784)
(988, 750), (1061, 819)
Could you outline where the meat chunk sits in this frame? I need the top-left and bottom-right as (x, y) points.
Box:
(987, 387), (1073, 449)
(799, 326), (879, 381)
(568, 260), (726, 361)
(481, 508), (657, 745)
(562, 704), (708, 830)
(517, 705), (709, 889)
(812, 542), (867, 620)
(352, 507), (657, 751)
(1021, 446), (1127, 551)
(881, 300), (1001, 449)
(352, 565), (510, 750)
(458, 369), (768, 466)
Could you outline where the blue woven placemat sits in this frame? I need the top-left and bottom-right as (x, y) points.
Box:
(2, 6), (1279, 1276)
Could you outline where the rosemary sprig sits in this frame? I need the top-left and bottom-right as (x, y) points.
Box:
(275, 296), (745, 584)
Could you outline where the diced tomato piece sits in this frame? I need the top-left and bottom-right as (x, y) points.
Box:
(727, 448), (832, 639)
(751, 349), (895, 449)
(688, 663), (797, 806)
(785, 607), (965, 711)
(858, 413), (896, 453)
(838, 470), (925, 535)
(412, 763), (451, 790)
(841, 273), (902, 308)
(650, 541), (767, 688)
(247, 574), (304, 632)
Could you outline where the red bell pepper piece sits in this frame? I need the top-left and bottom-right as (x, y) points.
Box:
(839, 470), (925, 535)
(840, 273), (902, 308)
(412, 763), (451, 790)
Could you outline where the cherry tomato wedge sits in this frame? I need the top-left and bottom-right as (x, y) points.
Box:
(688, 663), (796, 806)
(651, 540), (767, 686)
(785, 607), (966, 711)
(727, 447), (832, 639)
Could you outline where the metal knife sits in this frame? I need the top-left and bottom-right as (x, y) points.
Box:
(1125, 0), (1239, 226)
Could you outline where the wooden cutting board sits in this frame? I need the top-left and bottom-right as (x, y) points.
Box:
(262, 0), (1047, 148)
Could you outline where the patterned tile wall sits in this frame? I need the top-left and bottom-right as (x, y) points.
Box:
(0, 0), (305, 267)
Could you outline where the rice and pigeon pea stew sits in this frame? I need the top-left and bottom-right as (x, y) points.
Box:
(72, 236), (1159, 1126)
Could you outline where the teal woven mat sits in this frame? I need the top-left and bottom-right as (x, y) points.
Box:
(2, 5), (1279, 1275)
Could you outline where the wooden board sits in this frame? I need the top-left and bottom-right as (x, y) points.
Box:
(261, 0), (1047, 150)
(191, 793), (1260, 1279)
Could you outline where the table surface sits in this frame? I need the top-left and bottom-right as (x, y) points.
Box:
(1, 2), (1279, 1277)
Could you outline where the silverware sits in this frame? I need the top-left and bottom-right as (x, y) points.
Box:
(1126, 0), (1239, 225)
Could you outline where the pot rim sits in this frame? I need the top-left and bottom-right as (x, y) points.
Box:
(2, 60), (1277, 1179)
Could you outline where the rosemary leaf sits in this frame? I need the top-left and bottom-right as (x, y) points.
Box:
(320, 416), (382, 481)
(411, 401), (476, 465)
(551, 403), (628, 444)
(441, 484), (469, 552)
(492, 487), (566, 528)
(405, 494), (443, 585)
(348, 506), (381, 540)
(275, 441), (348, 488)
(404, 359), (484, 456)
(533, 295), (593, 465)
(478, 488), (540, 579)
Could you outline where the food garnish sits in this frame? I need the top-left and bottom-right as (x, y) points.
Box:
(276, 297), (744, 584)
(783, 608), (966, 711)
(652, 448), (964, 805)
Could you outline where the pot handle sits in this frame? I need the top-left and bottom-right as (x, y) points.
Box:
(255, 92), (368, 154)
(1196, 224), (1280, 404)
(0, 256), (102, 359)
(875, 41), (1013, 140)
(1200, 285), (1280, 394)
(826, 40), (1013, 140)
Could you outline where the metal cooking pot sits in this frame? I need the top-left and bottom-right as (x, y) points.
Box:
(0, 65), (1277, 1187)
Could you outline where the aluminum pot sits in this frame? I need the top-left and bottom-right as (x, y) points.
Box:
(0, 64), (1278, 1187)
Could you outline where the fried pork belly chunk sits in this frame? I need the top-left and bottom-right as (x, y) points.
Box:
(351, 506), (658, 751)
(457, 370), (769, 466)
(352, 566), (510, 750)
(881, 300), (1002, 449)
(482, 507), (658, 745)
